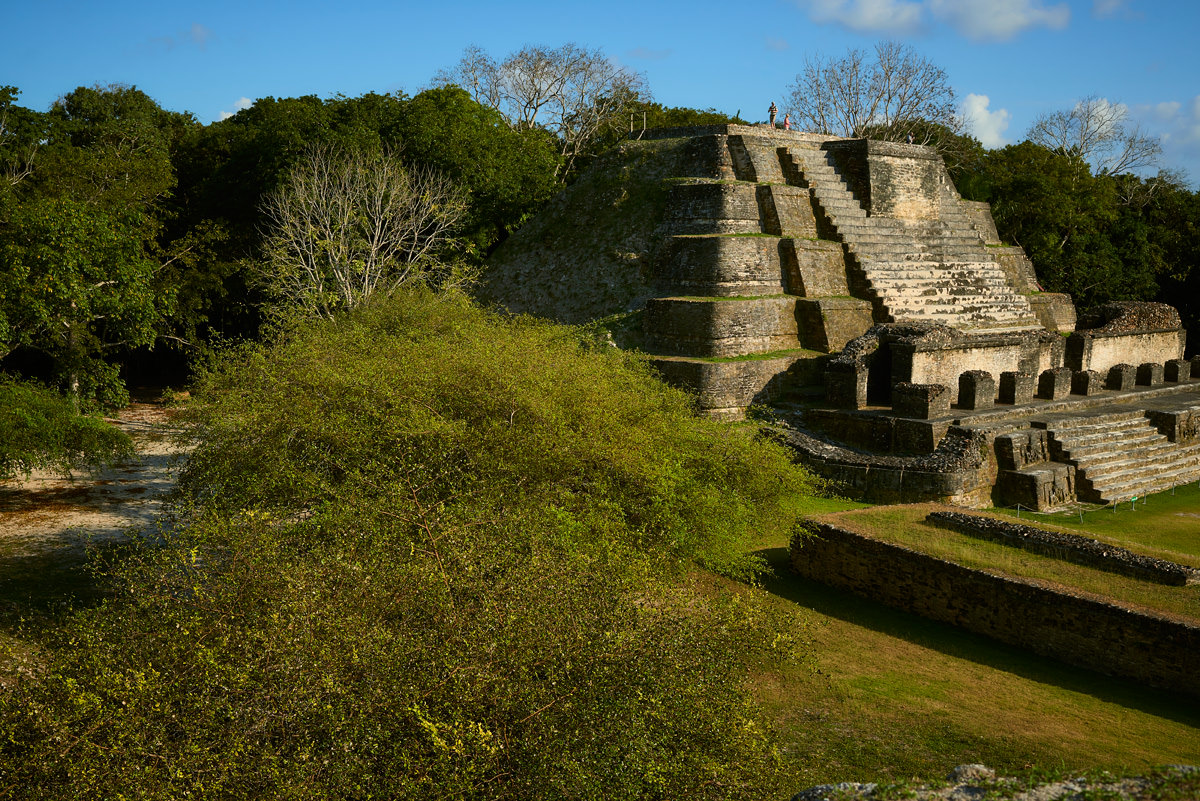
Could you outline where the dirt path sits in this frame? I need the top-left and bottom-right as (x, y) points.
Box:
(0, 403), (189, 578)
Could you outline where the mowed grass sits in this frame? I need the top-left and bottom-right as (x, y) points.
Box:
(721, 486), (1200, 790)
(992, 481), (1200, 565)
(814, 503), (1200, 623)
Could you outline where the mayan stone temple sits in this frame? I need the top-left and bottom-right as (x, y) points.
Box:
(483, 125), (1200, 510)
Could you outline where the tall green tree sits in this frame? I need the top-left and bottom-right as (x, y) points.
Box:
(0, 85), (192, 405)
(395, 86), (558, 252)
(963, 142), (1155, 309)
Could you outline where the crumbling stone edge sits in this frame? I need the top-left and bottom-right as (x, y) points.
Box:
(926, 510), (1200, 586)
(792, 763), (1199, 801)
(791, 522), (1200, 697)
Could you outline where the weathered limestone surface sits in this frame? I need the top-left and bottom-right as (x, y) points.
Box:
(998, 371), (1035, 405)
(893, 383), (951, 420)
(1138, 362), (1165, 386)
(792, 522), (1200, 698)
(651, 353), (823, 421)
(654, 235), (790, 296)
(644, 297), (800, 357)
(1072, 369), (1104, 396)
(1166, 358), (1192, 382)
(958, 370), (995, 411)
(794, 297), (875, 353)
(1066, 302), (1185, 373)
(1107, 363), (1137, 391)
(1038, 367), (1073, 400)
(785, 239), (851, 296)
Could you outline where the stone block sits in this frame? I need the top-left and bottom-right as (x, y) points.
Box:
(892, 382), (950, 420)
(998, 371), (1035, 405)
(1137, 362), (1164, 386)
(957, 370), (995, 410)
(1037, 367), (1073, 400)
(1071, 369), (1104, 396)
(794, 297), (874, 353)
(1165, 358), (1191, 382)
(994, 429), (1049, 471)
(994, 463), (1076, 511)
(894, 418), (948, 454)
(826, 363), (867, 409)
(1191, 355), (1200, 377)
(1106, 363), (1136, 391)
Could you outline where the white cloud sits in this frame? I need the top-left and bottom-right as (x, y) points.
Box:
(218, 96), (253, 121)
(1143, 100), (1182, 121)
(926, 0), (1069, 41)
(1092, 0), (1126, 17)
(189, 23), (213, 48)
(962, 93), (1011, 148)
(800, 0), (924, 35)
(796, 0), (1069, 39)
(148, 22), (214, 52)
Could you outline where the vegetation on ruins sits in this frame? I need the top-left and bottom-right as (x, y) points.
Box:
(3, 46), (1200, 798)
(0, 288), (820, 798)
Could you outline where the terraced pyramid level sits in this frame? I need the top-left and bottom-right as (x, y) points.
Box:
(483, 125), (1070, 419)
(1038, 409), (1200, 504)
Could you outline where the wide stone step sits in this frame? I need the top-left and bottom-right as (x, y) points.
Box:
(864, 270), (1010, 284)
(1040, 410), (1148, 432)
(1056, 419), (1166, 443)
(888, 305), (1039, 324)
(1077, 443), (1200, 480)
(1065, 436), (1175, 466)
(1052, 426), (1160, 453)
(881, 293), (1033, 309)
(1082, 462), (1200, 503)
(854, 250), (996, 263)
(852, 244), (993, 257)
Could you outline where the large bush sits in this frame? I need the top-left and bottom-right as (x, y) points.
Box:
(0, 289), (817, 799)
(0, 376), (132, 480)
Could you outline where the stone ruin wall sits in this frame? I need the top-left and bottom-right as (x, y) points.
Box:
(793, 521), (1200, 698)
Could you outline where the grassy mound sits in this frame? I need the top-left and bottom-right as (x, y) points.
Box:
(0, 289), (821, 799)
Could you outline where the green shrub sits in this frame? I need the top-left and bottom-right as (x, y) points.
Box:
(0, 289), (818, 799)
(0, 376), (133, 480)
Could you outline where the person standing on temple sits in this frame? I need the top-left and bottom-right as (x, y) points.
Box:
(783, 113), (791, 130)
(768, 101), (777, 127)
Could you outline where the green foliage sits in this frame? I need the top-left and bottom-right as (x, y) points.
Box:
(0, 85), (189, 403)
(0, 289), (818, 798)
(964, 142), (1156, 308)
(0, 375), (132, 479)
(395, 86), (559, 253)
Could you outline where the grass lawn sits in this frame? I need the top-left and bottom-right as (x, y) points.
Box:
(722, 485), (1200, 791)
(992, 481), (1200, 565)
(813, 503), (1200, 623)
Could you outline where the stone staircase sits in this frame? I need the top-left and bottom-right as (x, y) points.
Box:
(779, 146), (1041, 334)
(1042, 410), (1200, 503)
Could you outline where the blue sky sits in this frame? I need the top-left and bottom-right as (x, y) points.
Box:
(5, 0), (1200, 180)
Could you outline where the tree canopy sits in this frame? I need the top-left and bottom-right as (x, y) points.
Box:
(787, 41), (962, 146)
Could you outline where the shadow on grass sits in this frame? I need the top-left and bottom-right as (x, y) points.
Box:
(756, 545), (1200, 728)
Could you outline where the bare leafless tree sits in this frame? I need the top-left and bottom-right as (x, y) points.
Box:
(437, 43), (647, 179)
(1027, 95), (1162, 176)
(0, 85), (36, 186)
(257, 145), (469, 319)
(787, 41), (962, 145)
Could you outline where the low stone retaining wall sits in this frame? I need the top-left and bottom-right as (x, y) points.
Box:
(792, 522), (1200, 697)
(926, 511), (1200, 586)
